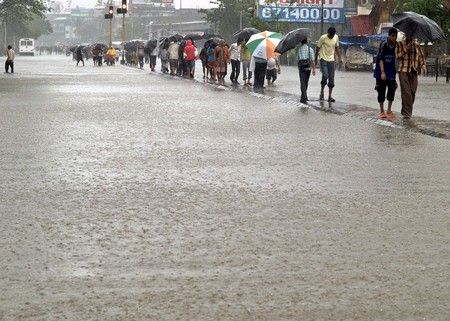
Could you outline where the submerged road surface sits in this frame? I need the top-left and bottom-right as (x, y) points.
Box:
(1, 56), (449, 320)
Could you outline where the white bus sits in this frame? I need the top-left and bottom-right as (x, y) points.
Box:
(18, 38), (35, 56)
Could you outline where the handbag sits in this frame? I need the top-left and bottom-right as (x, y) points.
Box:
(298, 59), (311, 70)
(298, 45), (312, 70)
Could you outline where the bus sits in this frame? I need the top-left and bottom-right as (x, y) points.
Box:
(18, 38), (35, 56)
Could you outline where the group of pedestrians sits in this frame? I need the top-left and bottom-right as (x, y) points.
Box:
(195, 38), (281, 89)
(147, 27), (427, 120)
(373, 27), (426, 119)
(298, 26), (426, 119)
(4, 23), (424, 120)
(165, 38), (199, 78)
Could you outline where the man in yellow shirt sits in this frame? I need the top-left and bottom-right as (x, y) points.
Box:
(315, 27), (341, 102)
(106, 46), (116, 65)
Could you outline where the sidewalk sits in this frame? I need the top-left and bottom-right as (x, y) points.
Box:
(158, 62), (450, 140)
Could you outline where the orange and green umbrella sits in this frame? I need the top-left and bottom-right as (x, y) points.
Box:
(246, 31), (283, 60)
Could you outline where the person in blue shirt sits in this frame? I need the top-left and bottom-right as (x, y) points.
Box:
(374, 28), (398, 119)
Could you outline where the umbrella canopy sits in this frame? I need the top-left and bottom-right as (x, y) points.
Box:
(205, 36), (224, 47)
(183, 33), (203, 41)
(204, 33), (222, 39)
(145, 39), (158, 52)
(232, 27), (260, 41)
(124, 40), (144, 51)
(92, 43), (107, 52)
(246, 31), (283, 60)
(159, 37), (170, 49)
(393, 12), (446, 42)
(274, 28), (310, 54)
(169, 34), (183, 42)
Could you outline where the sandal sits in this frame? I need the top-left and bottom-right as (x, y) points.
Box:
(378, 112), (387, 119)
(386, 111), (395, 119)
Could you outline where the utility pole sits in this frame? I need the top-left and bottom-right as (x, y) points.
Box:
(320, 0), (324, 35)
(104, 5), (114, 47)
(117, 0), (128, 64)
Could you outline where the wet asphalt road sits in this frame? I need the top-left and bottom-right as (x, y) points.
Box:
(0, 56), (449, 320)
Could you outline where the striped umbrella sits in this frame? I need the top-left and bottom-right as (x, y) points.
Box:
(245, 31), (283, 60)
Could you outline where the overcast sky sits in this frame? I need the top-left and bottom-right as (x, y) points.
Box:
(71, 0), (214, 9)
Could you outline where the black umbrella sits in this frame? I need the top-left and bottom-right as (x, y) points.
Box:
(92, 43), (107, 52)
(393, 12), (446, 41)
(205, 36), (224, 47)
(232, 27), (260, 41)
(275, 28), (310, 54)
(183, 33), (204, 41)
(159, 37), (170, 49)
(145, 39), (157, 52)
(169, 34), (183, 42)
(124, 40), (144, 51)
(204, 33), (222, 39)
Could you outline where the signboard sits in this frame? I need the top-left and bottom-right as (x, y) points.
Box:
(131, 0), (174, 3)
(257, 0), (346, 24)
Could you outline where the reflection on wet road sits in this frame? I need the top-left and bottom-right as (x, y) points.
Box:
(0, 56), (449, 320)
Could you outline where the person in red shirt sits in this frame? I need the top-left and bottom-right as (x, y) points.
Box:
(183, 39), (197, 78)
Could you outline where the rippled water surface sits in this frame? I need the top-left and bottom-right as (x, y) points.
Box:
(0, 56), (449, 320)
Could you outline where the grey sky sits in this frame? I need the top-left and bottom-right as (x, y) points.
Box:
(71, 0), (214, 9)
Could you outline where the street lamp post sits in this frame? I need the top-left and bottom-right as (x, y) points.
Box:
(104, 5), (114, 47)
(321, 0), (324, 35)
(117, 0), (128, 65)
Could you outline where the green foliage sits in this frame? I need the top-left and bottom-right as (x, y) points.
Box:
(200, 0), (301, 40)
(200, 0), (255, 41)
(1, 0), (52, 45)
(0, 0), (51, 20)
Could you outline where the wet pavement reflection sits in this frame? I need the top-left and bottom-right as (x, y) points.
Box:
(0, 56), (449, 320)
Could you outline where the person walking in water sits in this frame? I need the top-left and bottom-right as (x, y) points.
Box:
(214, 40), (229, 85)
(5, 45), (15, 73)
(374, 28), (398, 119)
(183, 39), (197, 78)
(265, 54), (280, 86)
(241, 41), (252, 86)
(229, 39), (242, 84)
(315, 27), (341, 102)
(75, 46), (84, 66)
(297, 38), (316, 103)
(396, 34), (427, 119)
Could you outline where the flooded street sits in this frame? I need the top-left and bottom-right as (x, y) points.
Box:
(1, 56), (449, 320)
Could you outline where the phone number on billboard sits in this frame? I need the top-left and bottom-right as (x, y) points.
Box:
(258, 6), (345, 23)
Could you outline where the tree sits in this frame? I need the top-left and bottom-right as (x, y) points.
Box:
(0, 0), (52, 48)
(200, 0), (299, 41)
(0, 0), (51, 20)
(200, 0), (257, 41)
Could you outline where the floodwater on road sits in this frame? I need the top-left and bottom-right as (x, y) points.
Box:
(0, 56), (449, 320)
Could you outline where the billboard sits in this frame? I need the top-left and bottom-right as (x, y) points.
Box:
(131, 0), (174, 4)
(257, 0), (346, 24)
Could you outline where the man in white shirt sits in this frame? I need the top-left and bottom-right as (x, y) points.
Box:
(229, 39), (242, 84)
(5, 45), (15, 73)
(315, 27), (341, 102)
(168, 41), (179, 75)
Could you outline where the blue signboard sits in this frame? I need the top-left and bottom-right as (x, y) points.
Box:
(258, 6), (346, 24)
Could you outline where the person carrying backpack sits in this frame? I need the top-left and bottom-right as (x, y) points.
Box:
(374, 28), (398, 119)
